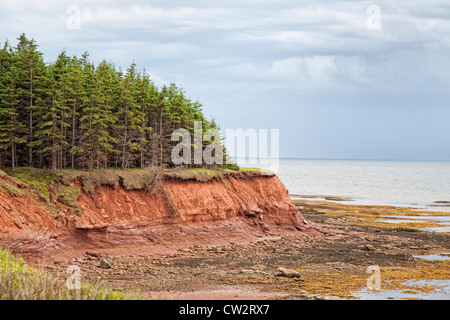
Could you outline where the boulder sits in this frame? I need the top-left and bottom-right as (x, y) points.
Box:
(277, 267), (301, 278)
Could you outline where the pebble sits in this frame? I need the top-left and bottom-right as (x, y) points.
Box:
(100, 258), (112, 269)
(276, 267), (302, 278)
(358, 244), (376, 251)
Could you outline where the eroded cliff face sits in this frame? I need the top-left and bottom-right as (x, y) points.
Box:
(0, 173), (316, 261)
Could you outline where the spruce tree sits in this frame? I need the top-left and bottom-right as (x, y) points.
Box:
(0, 41), (9, 167)
(0, 47), (27, 170)
(66, 56), (84, 169)
(135, 69), (154, 168)
(117, 62), (146, 169)
(13, 33), (46, 167)
(35, 63), (65, 170)
(0, 34), (229, 170)
(79, 60), (118, 169)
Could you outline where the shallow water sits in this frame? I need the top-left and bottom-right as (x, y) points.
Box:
(420, 226), (450, 233)
(378, 218), (430, 224)
(265, 159), (450, 298)
(413, 252), (450, 261)
(352, 280), (450, 300)
(377, 214), (450, 232)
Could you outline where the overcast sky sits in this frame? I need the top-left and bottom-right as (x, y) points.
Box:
(1, 0), (450, 160)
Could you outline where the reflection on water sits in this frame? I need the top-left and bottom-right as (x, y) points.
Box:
(421, 226), (450, 233)
(413, 252), (450, 261)
(353, 252), (450, 299)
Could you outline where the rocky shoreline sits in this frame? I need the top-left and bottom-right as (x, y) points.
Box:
(43, 200), (450, 300)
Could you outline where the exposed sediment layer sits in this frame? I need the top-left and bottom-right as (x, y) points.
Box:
(0, 172), (317, 261)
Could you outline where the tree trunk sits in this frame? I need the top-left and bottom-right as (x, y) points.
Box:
(71, 100), (76, 169)
(159, 107), (163, 167)
(28, 65), (33, 167)
(122, 101), (128, 170)
(11, 141), (16, 171)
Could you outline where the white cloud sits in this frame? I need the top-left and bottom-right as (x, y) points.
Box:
(220, 62), (261, 78)
(269, 57), (305, 77)
(1, 2), (450, 93)
(1, 0), (450, 160)
(269, 55), (337, 83)
(333, 55), (369, 85)
(304, 56), (336, 81)
(148, 72), (168, 88)
(268, 54), (378, 92)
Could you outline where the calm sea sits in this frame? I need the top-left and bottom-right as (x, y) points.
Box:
(243, 159), (450, 212)
(240, 158), (450, 299)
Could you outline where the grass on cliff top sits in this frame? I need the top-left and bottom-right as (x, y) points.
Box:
(0, 166), (273, 214)
(163, 167), (274, 182)
(2, 166), (272, 191)
(0, 248), (127, 300)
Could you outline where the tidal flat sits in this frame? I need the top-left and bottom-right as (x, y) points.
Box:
(45, 199), (450, 300)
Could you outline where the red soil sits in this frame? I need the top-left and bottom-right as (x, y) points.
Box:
(0, 174), (319, 265)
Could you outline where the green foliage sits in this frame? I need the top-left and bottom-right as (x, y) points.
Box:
(1, 181), (22, 197)
(56, 185), (80, 208)
(0, 34), (230, 170)
(0, 249), (34, 274)
(163, 167), (273, 182)
(0, 248), (129, 300)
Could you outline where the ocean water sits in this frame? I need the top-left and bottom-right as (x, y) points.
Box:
(272, 159), (450, 212)
(276, 159), (450, 300)
(239, 158), (450, 299)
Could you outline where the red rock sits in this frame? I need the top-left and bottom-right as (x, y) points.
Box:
(0, 174), (320, 264)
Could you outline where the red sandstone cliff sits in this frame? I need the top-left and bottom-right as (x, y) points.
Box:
(0, 172), (315, 260)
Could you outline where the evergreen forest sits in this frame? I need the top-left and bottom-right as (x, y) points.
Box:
(0, 34), (227, 171)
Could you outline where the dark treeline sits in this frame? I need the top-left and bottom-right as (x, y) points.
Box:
(0, 34), (227, 171)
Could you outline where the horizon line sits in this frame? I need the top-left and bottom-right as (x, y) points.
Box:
(233, 157), (450, 162)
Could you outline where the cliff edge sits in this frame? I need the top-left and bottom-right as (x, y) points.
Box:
(0, 169), (317, 262)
